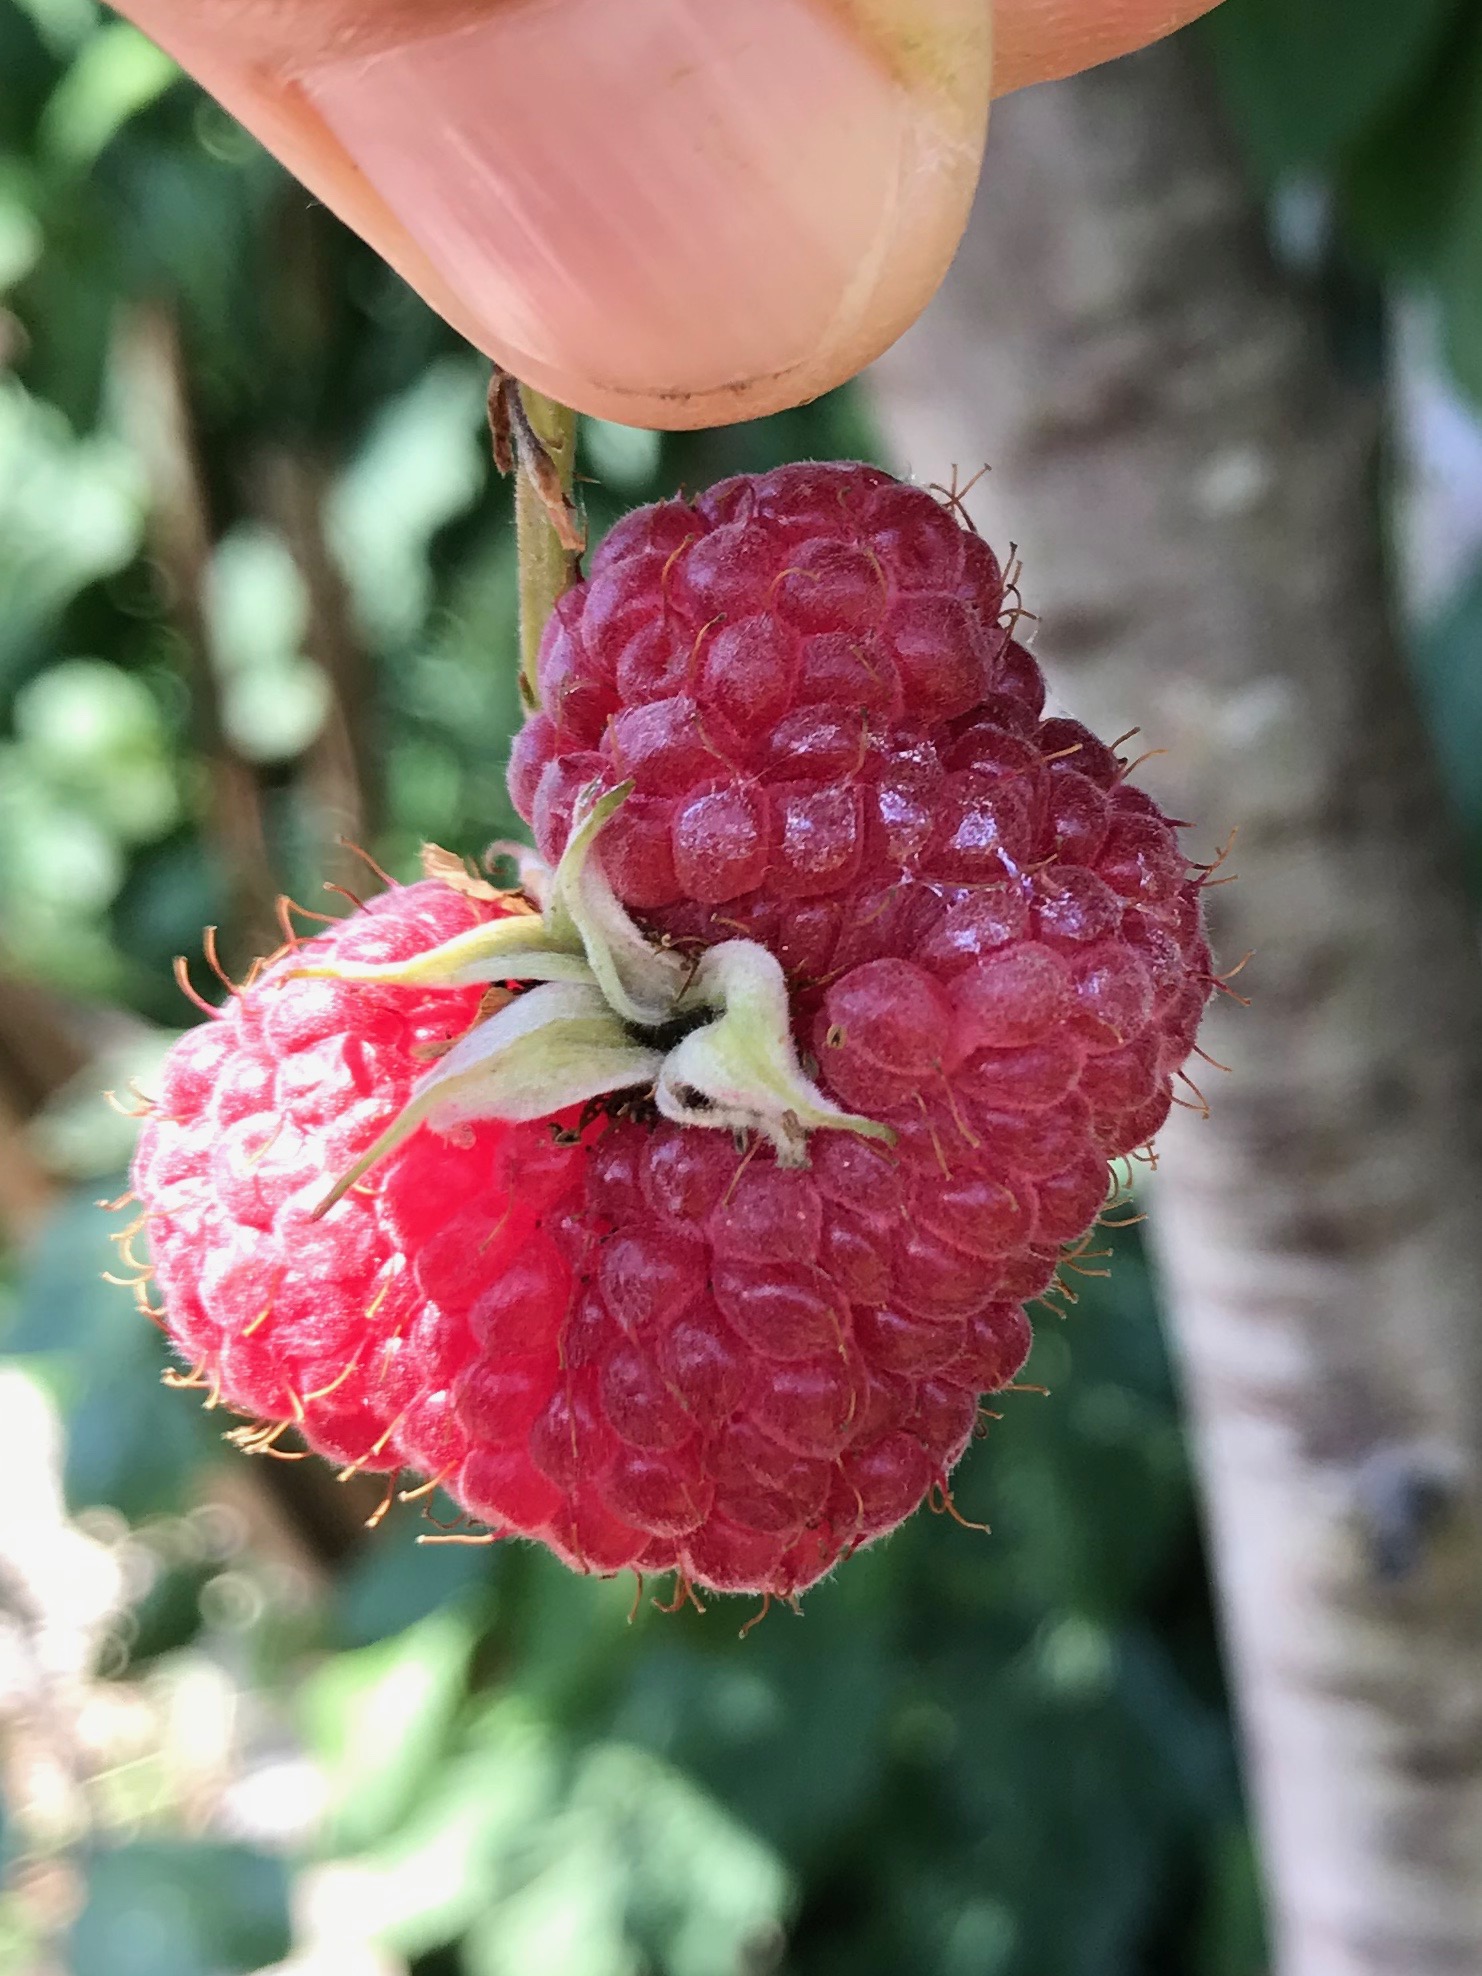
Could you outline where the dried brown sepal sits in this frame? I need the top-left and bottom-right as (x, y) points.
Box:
(487, 368), (585, 553)
(420, 841), (514, 905)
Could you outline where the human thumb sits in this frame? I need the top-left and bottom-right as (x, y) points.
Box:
(109, 0), (992, 430)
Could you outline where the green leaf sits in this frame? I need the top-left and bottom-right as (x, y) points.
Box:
(581, 418), (663, 495)
(1411, 558), (1482, 870)
(1192, 1818), (1269, 1976)
(2, 1182), (210, 1518)
(1431, 63), (1482, 404)
(327, 355), (489, 650)
(13, 657), (182, 841)
(70, 1843), (290, 1976)
(301, 1608), (473, 1854)
(480, 1751), (746, 1976)
(1339, 7), (1482, 278)
(331, 1504), (495, 1649)
(40, 19), (178, 169)
(615, 1604), (892, 1859)
(0, 4), (63, 151)
(1205, 0), (1462, 172)
(337, 1701), (791, 1976)
(203, 526), (331, 763)
(11, 0), (99, 60)
(461, 1836), (636, 1976)
(349, 1698), (564, 1957)
(0, 380), (143, 685)
(558, 1742), (790, 1976)
(0, 169), (41, 291)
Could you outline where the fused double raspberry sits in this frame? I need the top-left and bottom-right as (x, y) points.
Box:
(128, 463), (1216, 1600)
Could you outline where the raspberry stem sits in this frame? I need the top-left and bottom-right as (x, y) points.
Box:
(510, 383), (581, 709)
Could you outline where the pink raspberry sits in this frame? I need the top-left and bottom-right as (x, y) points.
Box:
(131, 883), (589, 1488)
(132, 462), (1215, 1604)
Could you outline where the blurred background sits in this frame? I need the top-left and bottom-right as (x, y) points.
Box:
(2, 2), (1482, 1972)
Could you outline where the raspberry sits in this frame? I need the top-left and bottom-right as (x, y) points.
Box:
(132, 883), (591, 1474)
(517, 466), (1209, 1160)
(501, 465), (1213, 1588)
(132, 462), (1215, 1604)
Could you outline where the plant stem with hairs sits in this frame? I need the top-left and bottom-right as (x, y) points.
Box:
(489, 372), (583, 709)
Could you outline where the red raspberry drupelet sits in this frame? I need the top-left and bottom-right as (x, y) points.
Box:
(132, 462), (1215, 1602)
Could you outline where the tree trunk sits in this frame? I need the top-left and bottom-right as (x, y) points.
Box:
(865, 41), (1482, 1976)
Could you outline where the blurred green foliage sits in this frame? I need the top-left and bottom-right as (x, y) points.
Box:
(1206, 0), (1482, 403)
(1, 2), (1479, 1971)
(71, 1843), (292, 1976)
(1207, 0), (1482, 880)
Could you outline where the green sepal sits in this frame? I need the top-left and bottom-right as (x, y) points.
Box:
(660, 942), (895, 1165)
(547, 782), (688, 1026)
(287, 918), (590, 992)
(313, 981), (662, 1218)
(303, 788), (893, 1195)
(284, 782), (684, 1026)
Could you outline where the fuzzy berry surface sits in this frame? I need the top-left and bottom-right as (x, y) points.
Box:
(132, 884), (589, 1484)
(133, 462), (1214, 1603)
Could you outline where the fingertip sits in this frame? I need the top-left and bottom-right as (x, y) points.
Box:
(112, 0), (993, 428)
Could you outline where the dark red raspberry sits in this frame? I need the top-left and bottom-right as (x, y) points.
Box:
(132, 463), (1215, 1604)
(516, 461), (1210, 1161)
(500, 465), (1213, 1589)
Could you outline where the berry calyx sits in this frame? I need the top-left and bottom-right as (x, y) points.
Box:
(295, 782), (891, 1207)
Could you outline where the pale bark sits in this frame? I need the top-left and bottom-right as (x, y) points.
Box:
(866, 42), (1482, 1976)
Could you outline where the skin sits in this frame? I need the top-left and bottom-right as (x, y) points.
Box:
(109, 0), (1220, 426)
